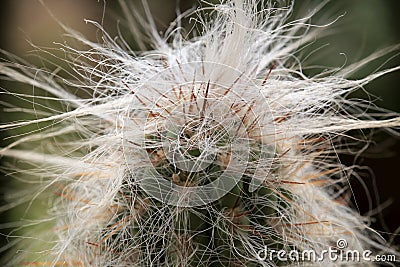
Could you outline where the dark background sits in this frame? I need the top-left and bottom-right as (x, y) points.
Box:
(0, 0), (399, 260)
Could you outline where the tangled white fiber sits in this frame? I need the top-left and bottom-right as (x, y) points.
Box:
(0, 0), (400, 266)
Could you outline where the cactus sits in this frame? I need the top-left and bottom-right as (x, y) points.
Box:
(1, 0), (400, 266)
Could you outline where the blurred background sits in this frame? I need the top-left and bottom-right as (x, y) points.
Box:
(0, 0), (399, 259)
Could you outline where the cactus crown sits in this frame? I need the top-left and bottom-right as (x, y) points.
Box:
(0, 0), (399, 266)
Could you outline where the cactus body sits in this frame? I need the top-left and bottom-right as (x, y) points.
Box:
(1, 0), (400, 266)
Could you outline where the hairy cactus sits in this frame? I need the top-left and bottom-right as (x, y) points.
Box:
(0, 0), (399, 266)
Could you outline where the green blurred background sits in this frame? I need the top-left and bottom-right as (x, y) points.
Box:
(0, 0), (399, 259)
